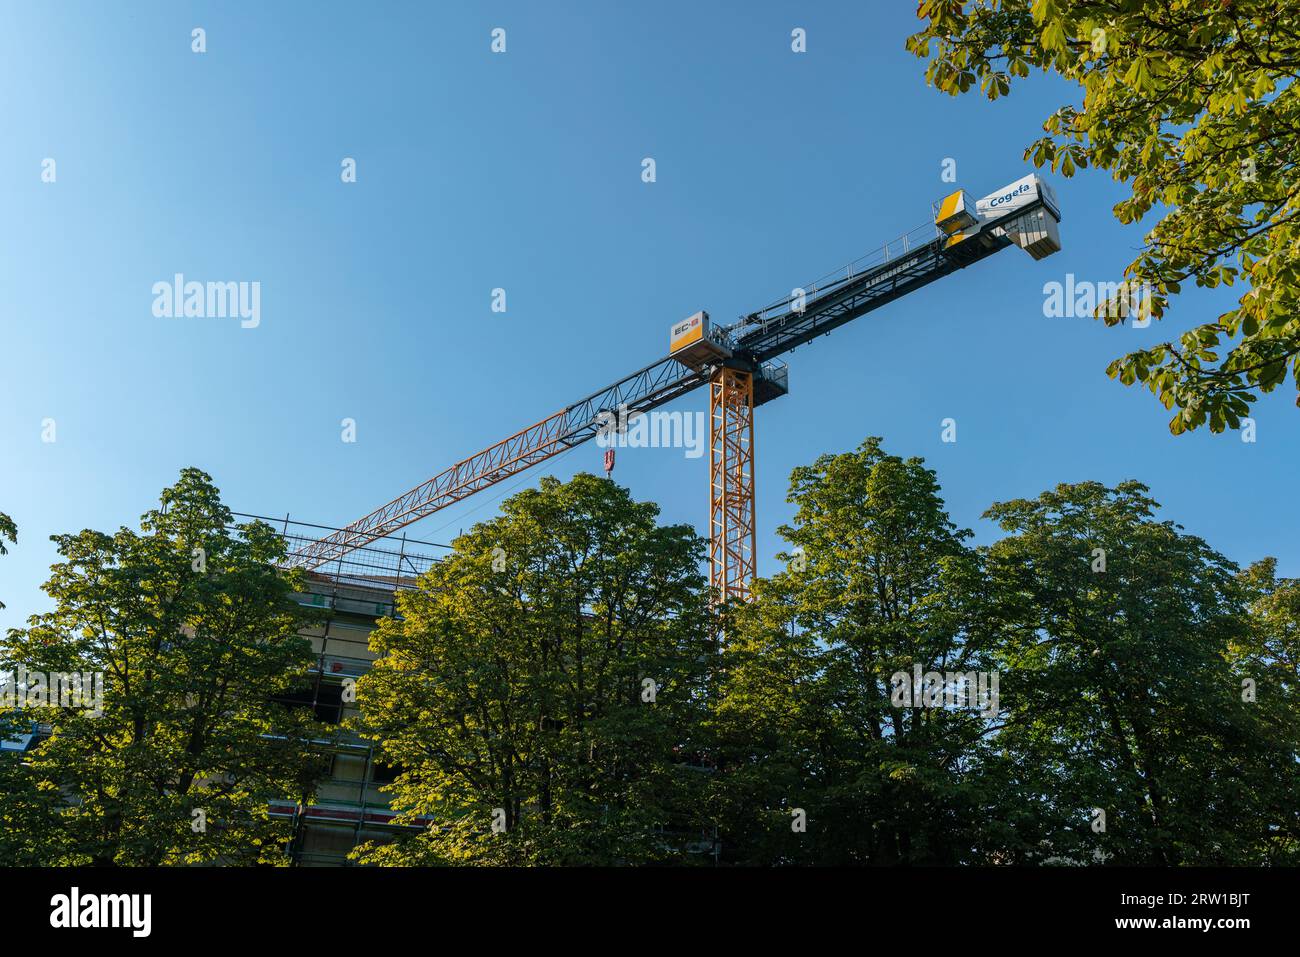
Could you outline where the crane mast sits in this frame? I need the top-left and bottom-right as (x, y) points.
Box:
(287, 175), (1062, 601)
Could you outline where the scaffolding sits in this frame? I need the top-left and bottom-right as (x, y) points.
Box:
(232, 512), (444, 592)
(230, 514), (450, 864)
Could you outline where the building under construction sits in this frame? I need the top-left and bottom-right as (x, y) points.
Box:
(249, 515), (446, 866)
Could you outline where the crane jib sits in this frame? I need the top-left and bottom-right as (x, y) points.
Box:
(286, 191), (1055, 571)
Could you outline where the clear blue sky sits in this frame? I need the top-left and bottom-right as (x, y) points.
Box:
(3, 1), (1297, 631)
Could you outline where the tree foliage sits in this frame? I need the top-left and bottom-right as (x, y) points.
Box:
(711, 439), (996, 864)
(979, 481), (1296, 863)
(0, 510), (15, 610)
(354, 474), (715, 865)
(710, 446), (1296, 864)
(1, 459), (1294, 866)
(908, 0), (1300, 433)
(0, 469), (326, 865)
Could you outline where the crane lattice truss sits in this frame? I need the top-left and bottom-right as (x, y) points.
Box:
(287, 181), (1059, 601)
(710, 368), (756, 603)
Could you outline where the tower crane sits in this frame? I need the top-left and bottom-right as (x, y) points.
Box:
(287, 175), (1062, 602)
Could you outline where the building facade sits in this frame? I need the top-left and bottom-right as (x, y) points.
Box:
(261, 516), (444, 866)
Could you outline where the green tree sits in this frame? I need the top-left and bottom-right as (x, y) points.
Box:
(1, 508), (74, 866)
(0, 510), (15, 610)
(1231, 557), (1300, 860)
(712, 438), (997, 864)
(979, 481), (1296, 864)
(908, 1), (1300, 433)
(354, 474), (715, 866)
(1237, 558), (1300, 690)
(0, 710), (65, 867)
(0, 468), (326, 865)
